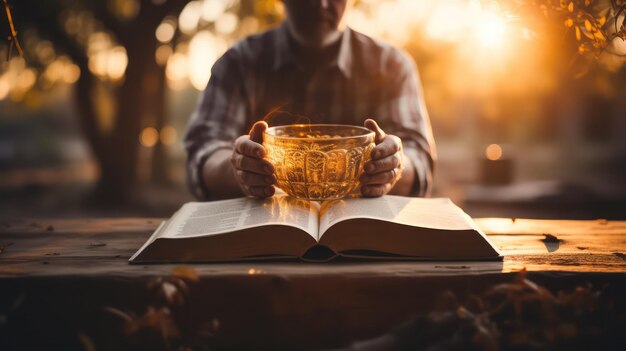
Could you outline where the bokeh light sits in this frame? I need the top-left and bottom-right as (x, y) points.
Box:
(156, 20), (176, 44)
(486, 144), (503, 161)
(35, 41), (56, 65)
(179, 1), (203, 35)
(17, 69), (37, 91)
(188, 31), (226, 91)
(86, 31), (128, 82)
(155, 45), (173, 66)
(88, 50), (108, 77)
(108, 0), (140, 21)
(63, 63), (81, 84)
(166, 52), (189, 90)
(0, 78), (10, 101)
(107, 46), (128, 81)
(139, 127), (159, 147)
(202, 0), (227, 22)
(215, 12), (239, 34)
(160, 125), (178, 145)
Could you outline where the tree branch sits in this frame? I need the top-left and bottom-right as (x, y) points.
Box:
(2, 0), (23, 59)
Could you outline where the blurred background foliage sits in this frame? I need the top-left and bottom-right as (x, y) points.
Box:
(0, 0), (625, 217)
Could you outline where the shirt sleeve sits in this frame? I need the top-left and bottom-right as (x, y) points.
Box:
(375, 50), (436, 197)
(183, 49), (248, 200)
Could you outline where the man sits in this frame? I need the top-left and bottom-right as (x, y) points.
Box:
(184, 0), (435, 200)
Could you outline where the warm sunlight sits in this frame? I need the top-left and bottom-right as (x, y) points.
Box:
(425, 2), (468, 42)
(425, 1), (508, 49)
(475, 9), (507, 48)
(3, 1), (626, 347)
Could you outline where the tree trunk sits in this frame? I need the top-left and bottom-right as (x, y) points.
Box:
(74, 56), (141, 202)
(77, 6), (174, 201)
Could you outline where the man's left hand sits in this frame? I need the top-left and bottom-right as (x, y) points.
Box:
(360, 119), (404, 197)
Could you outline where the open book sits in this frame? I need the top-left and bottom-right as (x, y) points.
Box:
(130, 195), (501, 263)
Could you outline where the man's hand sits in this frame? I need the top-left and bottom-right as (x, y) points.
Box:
(360, 119), (404, 197)
(231, 121), (276, 198)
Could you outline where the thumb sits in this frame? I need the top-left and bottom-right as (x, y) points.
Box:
(249, 121), (268, 144)
(364, 118), (386, 144)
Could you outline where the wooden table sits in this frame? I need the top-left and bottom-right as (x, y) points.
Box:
(1, 218), (625, 349)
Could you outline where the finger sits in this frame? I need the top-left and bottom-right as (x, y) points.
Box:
(235, 136), (266, 158)
(370, 135), (401, 160)
(364, 119), (386, 144)
(360, 169), (397, 185)
(245, 185), (275, 198)
(237, 170), (276, 186)
(249, 121), (268, 144)
(232, 153), (274, 174)
(364, 154), (401, 174)
(361, 183), (391, 197)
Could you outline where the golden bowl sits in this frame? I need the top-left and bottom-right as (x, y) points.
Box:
(263, 124), (375, 201)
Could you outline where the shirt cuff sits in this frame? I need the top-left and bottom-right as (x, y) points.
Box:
(187, 141), (234, 200)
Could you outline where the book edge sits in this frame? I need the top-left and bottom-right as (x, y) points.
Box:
(128, 255), (300, 264)
(337, 251), (503, 261)
(129, 220), (169, 263)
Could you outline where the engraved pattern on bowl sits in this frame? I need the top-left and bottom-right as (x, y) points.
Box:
(264, 124), (375, 201)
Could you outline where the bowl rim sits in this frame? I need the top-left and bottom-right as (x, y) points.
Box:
(264, 123), (375, 141)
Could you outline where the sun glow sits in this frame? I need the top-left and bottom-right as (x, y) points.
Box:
(426, 3), (468, 42)
(475, 11), (507, 48)
(188, 30), (227, 91)
(426, 2), (509, 48)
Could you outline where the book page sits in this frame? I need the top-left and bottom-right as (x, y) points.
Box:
(161, 195), (319, 239)
(319, 196), (474, 237)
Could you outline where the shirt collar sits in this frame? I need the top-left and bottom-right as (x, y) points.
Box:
(273, 22), (353, 78)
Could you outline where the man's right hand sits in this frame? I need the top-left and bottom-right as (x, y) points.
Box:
(231, 121), (276, 198)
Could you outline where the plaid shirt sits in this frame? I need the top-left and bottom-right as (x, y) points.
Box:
(184, 23), (436, 200)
